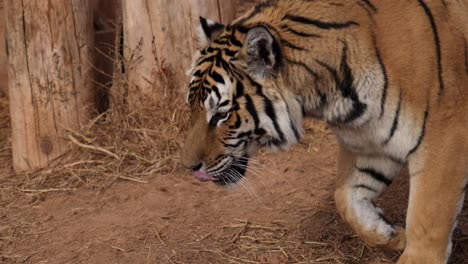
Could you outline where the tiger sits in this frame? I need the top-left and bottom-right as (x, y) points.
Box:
(180, 0), (468, 263)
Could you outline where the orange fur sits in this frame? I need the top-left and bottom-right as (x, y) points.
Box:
(181, 1), (468, 262)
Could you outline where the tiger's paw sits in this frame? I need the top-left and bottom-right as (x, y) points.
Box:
(385, 226), (406, 250)
(359, 225), (406, 251)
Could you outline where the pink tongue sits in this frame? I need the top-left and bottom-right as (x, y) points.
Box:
(193, 171), (218, 182)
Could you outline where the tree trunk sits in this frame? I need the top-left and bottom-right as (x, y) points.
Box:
(0, 0), (7, 96)
(122, 0), (237, 103)
(5, 0), (95, 172)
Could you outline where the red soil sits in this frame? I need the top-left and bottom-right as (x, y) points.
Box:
(1, 116), (467, 263)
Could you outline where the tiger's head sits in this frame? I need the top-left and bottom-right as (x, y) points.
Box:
(180, 17), (303, 186)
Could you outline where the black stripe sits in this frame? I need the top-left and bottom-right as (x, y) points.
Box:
(225, 140), (247, 148)
(383, 91), (401, 145)
(210, 71), (225, 84)
(262, 96), (285, 142)
(228, 67), (245, 82)
(218, 100), (230, 108)
(281, 38), (308, 51)
(214, 155), (225, 163)
(290, 119), (300, 141)
(193, 70), (204, 77)
(341, 102), (367, 123)
(238, 131), (252, 138)
(189, 80), (201, 87)
(198, 55), (216, 65)
(359, 0), (377, 12)
(214, 38), (229, 45)
(229, 35), (243, 47)
(219, 58), (231, 72)
(252, 80), (263, 94)
(244, 95), (260, 129)
(408, 104), (429, 156)
(211, 86), (221, 100)
(285, 58), (319, 78)
(225, 131), (252, 140)
(255, 128), (266, 136)
(235, 82), (244, 98)
(232, 156), (249, 178)
(338, 45), (367, 123)
(228, 113), (242, 129)
(375, 45), (388, 119)
(387, 155), (405, 165)
(276, 88), (301, 142)
(233, 25), (249, 34)
(280, 25), (321, 38)
(200, 17), (223, 41)
(316, 46), (366, 123)
(357, 167), (393, 186)
(353, 184), (377, 193)
(287, 105), (301, 142)
(317, 90), (328, 108)
(215, 52), (225, 68)
(200, 88), (208, 102)
(235, 1), (272, 25)
(284, 15), (359, 30)
(417, 0), (444, 97)
(224, 49), (237, 57)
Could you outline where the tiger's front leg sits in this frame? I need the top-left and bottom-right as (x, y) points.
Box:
(334, 144), (406, 250)
(397, 131), (467, 264)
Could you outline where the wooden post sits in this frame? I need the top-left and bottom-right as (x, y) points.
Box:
(5, 0), (95, 172)
(0, 0), (7, 96)
(122, 0), (237, 102)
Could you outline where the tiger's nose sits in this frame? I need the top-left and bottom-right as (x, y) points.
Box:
(192, 163), (202, 171)
(181, 160), (203, 171)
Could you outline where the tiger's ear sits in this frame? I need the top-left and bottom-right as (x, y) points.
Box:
(198, 16), (225, 49)
(242, 27), (280, 79)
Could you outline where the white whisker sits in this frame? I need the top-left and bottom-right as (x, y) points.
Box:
(233, 156), (284, 185)
(231, 161), (268, 188)
(247, 157), (292, 183)
(229, 168), (261, 203)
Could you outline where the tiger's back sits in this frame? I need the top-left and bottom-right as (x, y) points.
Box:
(232, 0), (467, 159)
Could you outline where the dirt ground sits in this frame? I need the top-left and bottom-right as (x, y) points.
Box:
(1, 1), (467, 263)
(1, 96), (467, 264)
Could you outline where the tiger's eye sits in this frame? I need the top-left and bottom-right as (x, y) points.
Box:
(209, 112), (229, 127)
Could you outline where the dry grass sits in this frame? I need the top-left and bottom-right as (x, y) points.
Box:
(1, 91), (187, 194)
(163, 211), (403, 264)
